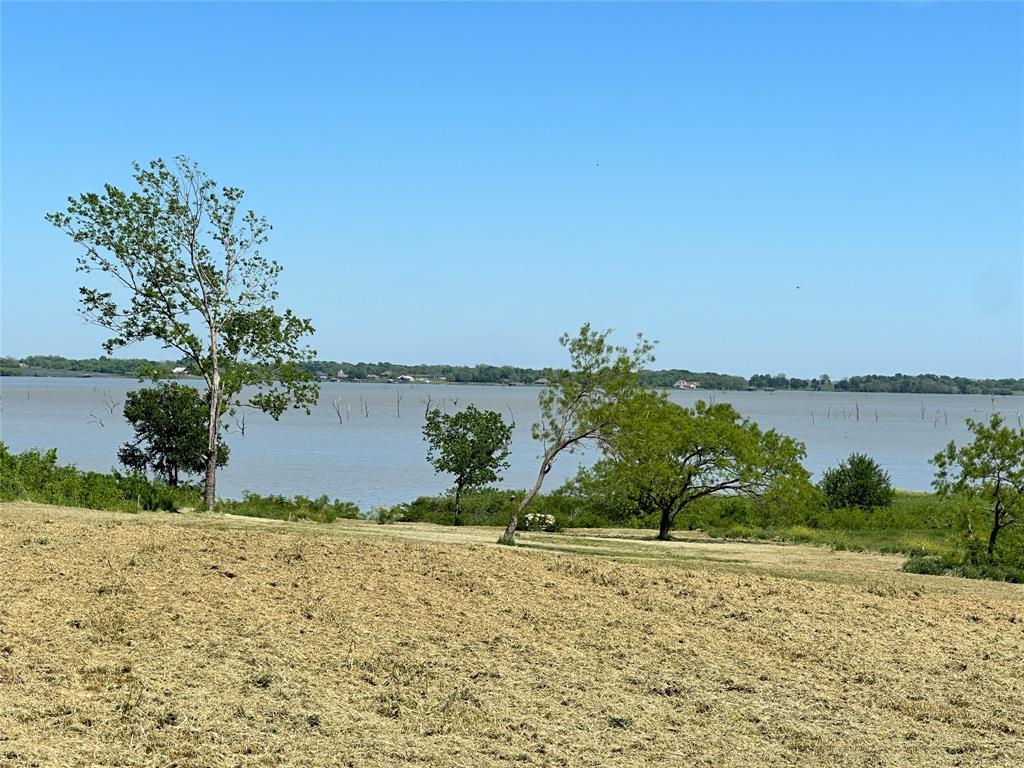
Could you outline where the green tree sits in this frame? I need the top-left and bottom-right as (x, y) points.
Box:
(932, 413), (1024, 559)
(422, 405), (513, 526)
(499, 324), (655, 544)
(47, 157), (319, 510)
(580, 392), (811, 540)
(819, 453), (896, 509)
(118, 383), (228, 487)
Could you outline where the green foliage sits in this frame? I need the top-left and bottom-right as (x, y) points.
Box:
(2, 355), (182, 378)
(835, 373), (1022, 396)
(579, 392), (813, 539)
(119, 383), (228, 486)
(819, 453), (896, 509)
(381, 488), (576, 529)
(501, 325), (655, 543)
(216, 492), (359, 523)
(932, 413), (1024, 559)
(532, 325), (656, 456)
(902, 555), (1024, 583)
(47, 156), (319, 509)
(422, 405), (512, 525)
(7, 350), (1023, 395)
(0, 442), (199, 512)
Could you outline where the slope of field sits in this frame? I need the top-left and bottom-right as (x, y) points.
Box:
(1, 502), (1022, 767)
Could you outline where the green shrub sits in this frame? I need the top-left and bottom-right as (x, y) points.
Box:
(820, 453), (896, 509)
(901, 556), (947, 576)
(0, 442), (198, 511)
(902, 554), (1024, 583)
(216, 492), (360, 523)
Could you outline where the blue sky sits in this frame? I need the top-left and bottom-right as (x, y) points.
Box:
(2, 1), (1022, 378)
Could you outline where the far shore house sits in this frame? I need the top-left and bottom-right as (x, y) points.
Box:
(673, 379), (698, 390)
(397, 374), (416, 382)
(534, 377), (549, 386)
(172, 366), (188, 375)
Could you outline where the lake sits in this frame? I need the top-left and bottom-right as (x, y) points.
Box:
(1, 376), (1021, 510)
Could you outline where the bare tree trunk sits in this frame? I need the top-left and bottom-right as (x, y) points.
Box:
(988, 496), (1004, 558)
(203, 342), (221, 512)
(500, 457), (552, 544)
(657, 509), (672, 541)
(987, 523), (1000, 558)
(454, 483), (463, 527)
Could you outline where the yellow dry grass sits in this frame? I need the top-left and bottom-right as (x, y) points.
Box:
(1, 501), (1022, 767)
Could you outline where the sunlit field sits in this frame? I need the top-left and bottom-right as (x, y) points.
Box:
(1, 502), (1021, 767)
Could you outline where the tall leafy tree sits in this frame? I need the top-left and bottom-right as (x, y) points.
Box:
(499, 324), (655, 544)
(422, 405), (513, 526)
(118, 383), (228, 487)
(47, 157), (319, 509)
(932, 413), (1024, 559)
(578, 392), (811, 540)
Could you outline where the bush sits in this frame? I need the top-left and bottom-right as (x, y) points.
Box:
(216, 492), (360, 523)
(902, 554), (1024, 583)
(901, 556), (947, 576)
(0, 441), (199, 512)
(820, 453), (896, 509)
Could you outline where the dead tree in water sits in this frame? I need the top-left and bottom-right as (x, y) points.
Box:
(102, 390), (121, 415)
(235, 411), (248, 435)
(396, 390), (404, 418)
(331, 397), (345, 424)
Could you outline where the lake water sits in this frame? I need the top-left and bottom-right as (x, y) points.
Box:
(2, 377), (1022, 510)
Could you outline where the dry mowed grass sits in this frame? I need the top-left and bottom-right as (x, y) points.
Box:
(1, 502), (1022, 767)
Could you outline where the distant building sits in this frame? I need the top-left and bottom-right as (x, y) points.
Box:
(397, 374), (415, 382)
(172, 366), (188, 375)
(673, 380), (698, 390)
(534, 377), (550, 386)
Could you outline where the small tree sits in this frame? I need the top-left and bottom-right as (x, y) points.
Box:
(47, 157), (319, 510)
(581, 392), (811, 540)
(499, 324), (654, 544)
(423, 405), (512, 526)
(932, 413), (1024, 559)
(819, 453), (895, 509)
(118, 383), (229, 486)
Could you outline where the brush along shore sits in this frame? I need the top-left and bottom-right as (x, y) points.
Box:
(1, 501), (1022, 767)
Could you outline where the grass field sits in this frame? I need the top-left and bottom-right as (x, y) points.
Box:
(1, 501), (1022, 767)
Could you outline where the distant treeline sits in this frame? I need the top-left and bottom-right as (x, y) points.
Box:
(2, 355), (178, 377)
(2, 355), (1021, 395)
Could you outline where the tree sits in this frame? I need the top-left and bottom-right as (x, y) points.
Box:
(819, 453), (895, 509)
(47, 157), (319, 510)
(499, 324), (655, 544)
(422, 405), (513, 526)
(579, 392), (811, 540)
(932, 413), (1024, 559)
(118, 382), (228, 486)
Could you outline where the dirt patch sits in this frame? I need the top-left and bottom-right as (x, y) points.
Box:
(1, 501), (1022, 766)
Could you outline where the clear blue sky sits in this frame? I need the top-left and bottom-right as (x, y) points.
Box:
(2, 1), (1022, 379)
